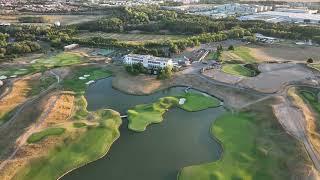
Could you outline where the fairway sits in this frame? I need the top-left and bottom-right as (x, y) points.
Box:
(76, 32), (186, 42)
(179, 111), (309, 180)
(13, 110), (121, 180)
(222, 64), (253, 77)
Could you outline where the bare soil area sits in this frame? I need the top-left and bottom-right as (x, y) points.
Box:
(250, 44), (320, 62)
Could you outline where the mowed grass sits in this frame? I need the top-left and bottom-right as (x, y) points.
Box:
(222, 64), (254, 77)
(32, 52), (83, 69)
(128, 97), (178, 132)
(27, 128), (65, 143)
(128, 92), (221, 132)
(179, 110), (309, 180)
(179, 92), (220, 111)
(76, 32), (186, 42)
(62, 66), (112, 95)
(13, 110), (121, 180)
(221, 46), (256, 63)
(0, 52), (83, 78)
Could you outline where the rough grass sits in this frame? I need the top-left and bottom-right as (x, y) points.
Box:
(27, 128), (65, 143)
(28, 76), (56, 96)
(13, 109), (121, 180)
(179, 109), (310, 180)
(311, 64), (320, 71)
(127, 97), (178, 132)
(179, 92), (220, 112)
(62, 66), (112, 95)
(205, 52), (219, 61)
(222, 64), (254, 77)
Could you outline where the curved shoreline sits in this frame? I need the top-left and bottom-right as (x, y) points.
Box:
(57, 109), (122, 180)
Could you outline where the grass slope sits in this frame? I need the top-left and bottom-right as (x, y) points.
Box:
(14, 110), (121, 180)
(222, 64), (253, 77)
(27, 128), (65, 143)
(233, 46), (256, 63)
(179, 109), (309, 180)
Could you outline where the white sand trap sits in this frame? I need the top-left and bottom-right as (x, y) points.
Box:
(79, 77), (86, 80)
(83, 74), (90, 77)
(86, 80), (95, 85)
(10, 75), (17, 78)
(179, 98), (186, 105)
(30, 60), (37, 64)
(0, 75), (7, 80)
(0, 80), (3, 86)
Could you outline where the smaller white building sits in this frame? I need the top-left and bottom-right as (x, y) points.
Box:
(64, 44), (79, 51)
(124, 54), (173, 69)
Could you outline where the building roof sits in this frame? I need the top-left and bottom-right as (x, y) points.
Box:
(126, 54), (172, 62)
(260, 11), (320, 21)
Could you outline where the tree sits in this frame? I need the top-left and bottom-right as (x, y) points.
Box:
(307, 58), (314, 64)
(157, 66), (173, 79)
(228, 45), (234, 51)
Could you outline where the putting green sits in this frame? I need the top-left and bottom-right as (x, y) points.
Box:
(222, 64), (253, 77)
(179, 92), (220, 112)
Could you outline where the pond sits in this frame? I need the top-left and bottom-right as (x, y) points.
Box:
(62, 78), (225, 180)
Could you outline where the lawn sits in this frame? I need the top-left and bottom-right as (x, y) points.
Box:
(127, 92), (221, 132)
(178, 110), (309, 180)
(205, 52), (219, 61)
(221, 46), (256, 63)
(27, 128), (65, 143)
(62, 66), (112, 95)
(127, 97), (178, 132)
(0, 52), (83, 78)
(179, 92), (221, 111)
(32, 52), (83, 69)
(299, 90), (320, 113)
(222, 64), (254, 77)
(13, 110), (121, 180)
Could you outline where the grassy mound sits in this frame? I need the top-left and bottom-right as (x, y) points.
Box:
(27, 128), (65, 143)
(128, 97), (178, 132)
(14, 110), (121, 180)
(222, 64), (254, 77)
(179, 109), (310, 180)
(179, 92), (220, 111)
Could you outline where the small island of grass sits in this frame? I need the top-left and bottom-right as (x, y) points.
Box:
(127, 92), (221, 132)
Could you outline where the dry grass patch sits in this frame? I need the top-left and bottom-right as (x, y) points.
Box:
(0, 75), (39, 124)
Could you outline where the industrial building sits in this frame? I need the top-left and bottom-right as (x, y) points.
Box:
(239, 11), (320, 24)
(124, 54), (173, 69)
